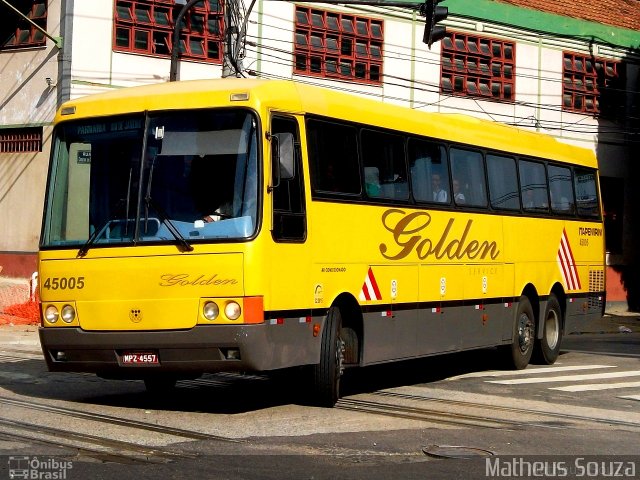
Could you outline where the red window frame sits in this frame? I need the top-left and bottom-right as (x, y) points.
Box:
(0, 1), (47, 50)
(0, 127), (43, 153)
(294, 6), (384, 85)
(562, 52), (619, 116)
(113, 0), (224, 63)
(440, 32), (515, 102)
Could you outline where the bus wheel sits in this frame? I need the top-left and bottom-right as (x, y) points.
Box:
(144, 377), (177, 394)
(502, 295), (535, 370)
(313, 307), (345, 407)
(532, 294), (562, 365)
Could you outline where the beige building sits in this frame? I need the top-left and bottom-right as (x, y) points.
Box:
(0, 0), (61, 275)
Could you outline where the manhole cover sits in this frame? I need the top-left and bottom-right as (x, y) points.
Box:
(423, 445), (495, 459)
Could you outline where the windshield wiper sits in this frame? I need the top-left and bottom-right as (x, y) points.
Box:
(77, 221), (106, 258)
(144, 194), (194, 252)
(76, 211), (127, 258)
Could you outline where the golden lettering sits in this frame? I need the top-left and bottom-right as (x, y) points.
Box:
(379, 209), (500, 261)
(159, 273), (238, 287)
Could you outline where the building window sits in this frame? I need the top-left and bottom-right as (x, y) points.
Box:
(113, 0), (224, 63)
(0, 127), (43, 153)
(294, 6), (383, 84)
(0, 1), (47, 50)
(562, 52), (620, 116)
(440, 32), (515, 101)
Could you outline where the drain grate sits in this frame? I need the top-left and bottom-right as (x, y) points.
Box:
(423, 445), (495, 459)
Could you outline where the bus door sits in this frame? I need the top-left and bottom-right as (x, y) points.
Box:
(267, 114), (310, 315)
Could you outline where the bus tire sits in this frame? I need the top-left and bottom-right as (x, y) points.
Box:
(532, 294), (563, 365)
(312, 307), (344, 407)
(502, 295), (535, 370)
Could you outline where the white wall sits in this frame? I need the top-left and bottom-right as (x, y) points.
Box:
(70, 0), (223, 99)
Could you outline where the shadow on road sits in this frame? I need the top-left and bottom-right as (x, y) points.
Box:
(0, 347), (512, 414)
(3, 332), (636, 414)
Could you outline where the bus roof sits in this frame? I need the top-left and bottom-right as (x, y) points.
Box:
(55, 78), (596, 168)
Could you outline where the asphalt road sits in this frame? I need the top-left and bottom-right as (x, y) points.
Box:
(0, 320), (638, 479)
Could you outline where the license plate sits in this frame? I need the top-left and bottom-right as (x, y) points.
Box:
(121, 352), (159, 364)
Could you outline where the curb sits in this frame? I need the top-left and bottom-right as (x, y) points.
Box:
(0, 313), (40, 326)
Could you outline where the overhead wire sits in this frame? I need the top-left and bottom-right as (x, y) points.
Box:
(247, 13), (640, 98)
(243, 38), (638, 135)
(223, 0), (639, 139)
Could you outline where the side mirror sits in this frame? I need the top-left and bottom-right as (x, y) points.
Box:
(271, 132), (295, 189)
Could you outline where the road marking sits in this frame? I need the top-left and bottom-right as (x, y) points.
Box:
(488, 370), (640, 385)
(618, 394), (640, 401)
(447, 364), (615, 380)
(550, 381), (640, 392)
(560, 349), (640, 358)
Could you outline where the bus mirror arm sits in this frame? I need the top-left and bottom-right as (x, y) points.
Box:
(269, 132), (295, 192)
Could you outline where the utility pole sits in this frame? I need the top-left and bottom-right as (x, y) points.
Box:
(169, 0), (202, 82)
(222, 0), (241, 78)
(170, 0), (241, 81)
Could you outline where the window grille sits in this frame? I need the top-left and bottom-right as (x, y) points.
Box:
(562, 52), (620, 116)
(294, 6), (383, 84)
(440, 32), (515, 101)
(0, 0), (47, 50)
(0, 128), (43, 153)
(113, 0), (224, 63)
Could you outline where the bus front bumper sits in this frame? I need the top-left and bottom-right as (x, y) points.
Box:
(38, 323), (322, 377)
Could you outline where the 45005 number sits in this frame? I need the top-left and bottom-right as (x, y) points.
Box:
(43, 277), (85, 290)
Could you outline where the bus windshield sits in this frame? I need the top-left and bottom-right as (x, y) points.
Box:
(42, 109), (259, 249)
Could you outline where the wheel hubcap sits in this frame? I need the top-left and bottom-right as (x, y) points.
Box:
(545, 310), (559, 350)
(517, 313), (534, 354)
(336, 337), (345, 376)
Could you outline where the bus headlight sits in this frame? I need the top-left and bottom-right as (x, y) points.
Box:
(225, 301), (241, 320)
(203, 301), (219, 321)
(45, 305), (59, 323)
(61, 305), (76, 323)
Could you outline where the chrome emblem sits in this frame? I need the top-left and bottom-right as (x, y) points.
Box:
(129, 308), (143, 323)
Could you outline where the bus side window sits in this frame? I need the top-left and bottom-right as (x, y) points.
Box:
(271, 116), (306, 242)
(487, 154), (520, 210)
(361, 129), (408, 201)
(450, 148), (487, 208)
(307, 119), (360, 195)
(574, 168), (600, 218)
(520, 160), (549, 212)
(408, 138), (449, 204)
(549, 165), (575, 214)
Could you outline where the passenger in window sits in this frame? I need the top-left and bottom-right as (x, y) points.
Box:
(432, 173), (448, 202)
(550, 187), (570, 212)
(523, 188), (548, 210)
(364, 167), (381, 197)
(523, 189), (535, 209)
(202, 203), (233, 222)
(453, 179), (466, 204)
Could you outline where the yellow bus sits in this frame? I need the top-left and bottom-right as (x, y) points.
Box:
(39, 79), (605, 406)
